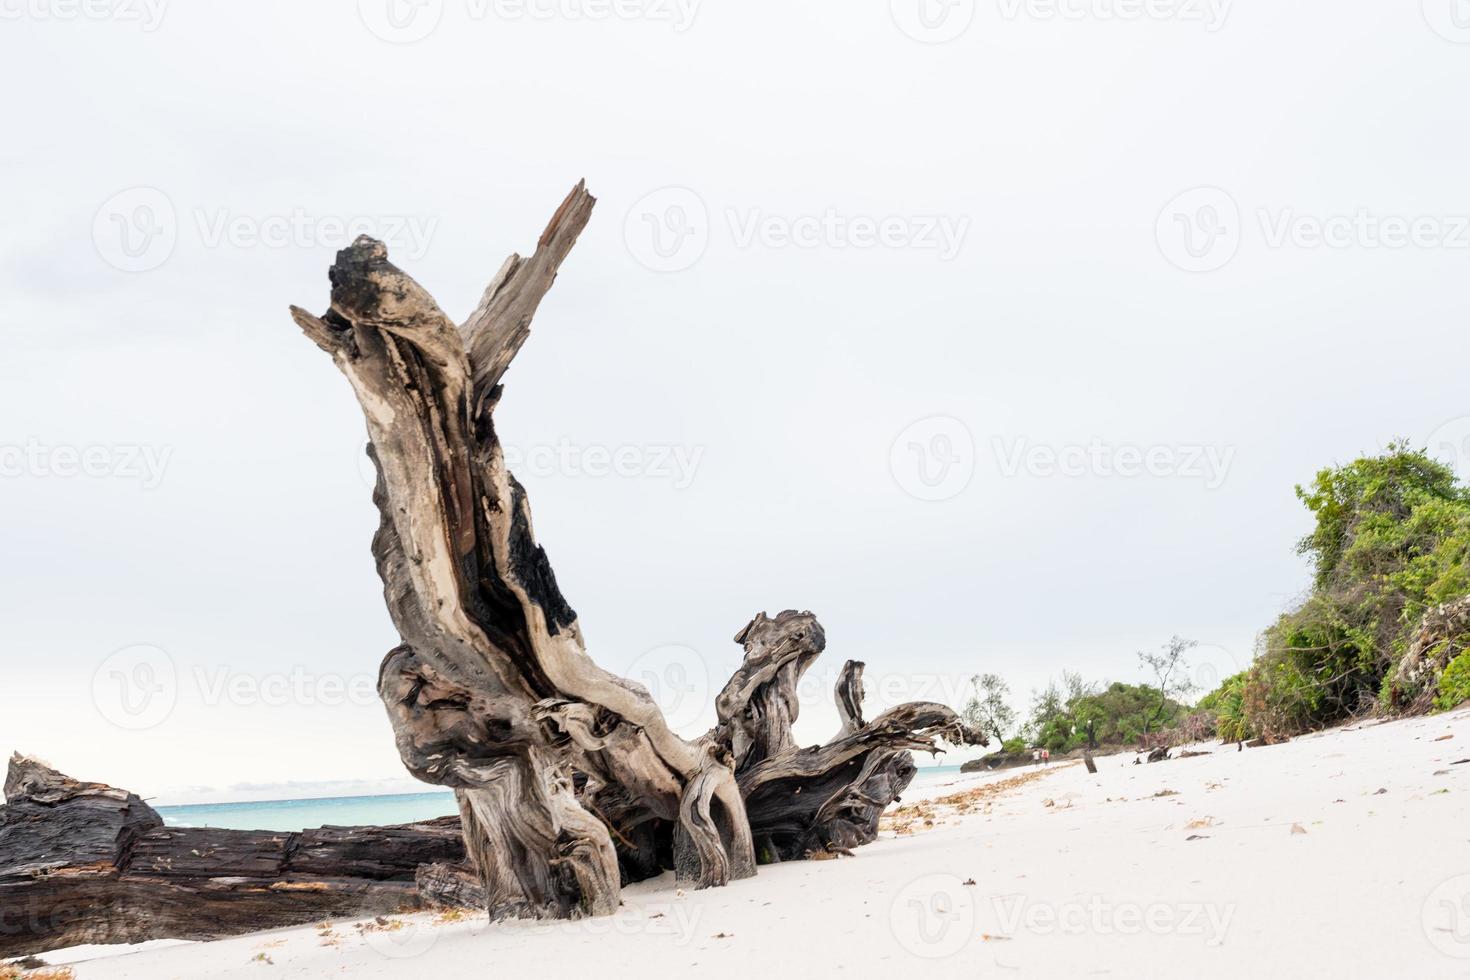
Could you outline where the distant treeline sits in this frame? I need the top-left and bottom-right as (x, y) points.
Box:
(964, 442), (1470, 752)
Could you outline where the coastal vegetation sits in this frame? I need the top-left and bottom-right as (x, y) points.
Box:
(1212, 442), (1470, 739)
(966, 443), (1470, 755)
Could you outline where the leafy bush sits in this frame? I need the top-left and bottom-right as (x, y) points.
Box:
(1197, 672), (1251, 742)
(1024, 678), (1186, 753)
(1434, 649), (1470, 711)
(1239, 443), (1470, 736)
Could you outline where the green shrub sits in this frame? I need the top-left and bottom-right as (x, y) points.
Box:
(1022, 679), (1185, 753)
(1242, 443), (1470, 736)
(1197, 672), (1251, 742)
(1435, 650), (1470, 711)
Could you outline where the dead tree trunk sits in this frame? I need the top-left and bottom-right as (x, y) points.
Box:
(289, 182), (986, 921)
(0, 756), (465, 958)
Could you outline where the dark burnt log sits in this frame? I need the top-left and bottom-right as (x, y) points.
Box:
(415, 862), (487, 910)
(0, 756), (465, 959)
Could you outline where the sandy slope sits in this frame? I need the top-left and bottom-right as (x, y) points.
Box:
(53, 709), (1470, 979)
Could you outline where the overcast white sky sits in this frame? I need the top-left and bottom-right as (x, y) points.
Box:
(2, 1), (1467, 804)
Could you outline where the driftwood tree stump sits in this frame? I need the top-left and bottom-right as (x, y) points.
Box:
(289, 182), (985, 920)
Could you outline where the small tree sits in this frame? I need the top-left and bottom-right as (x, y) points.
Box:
(1138, 636), (1198, 734)
(962, 672), (1018, 745)
(1061, 669), (1097, 704)
(1026, 679), (1071, 752)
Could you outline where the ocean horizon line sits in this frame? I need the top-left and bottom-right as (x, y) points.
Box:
(151, 764), (969, 818)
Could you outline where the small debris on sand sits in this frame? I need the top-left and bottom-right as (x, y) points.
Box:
(881, 765), (1073, 835)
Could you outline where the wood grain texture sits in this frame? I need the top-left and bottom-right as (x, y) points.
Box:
(0, 755), (465, 958)
(286, 183), (988, 917)
(3, 184), (992, 956)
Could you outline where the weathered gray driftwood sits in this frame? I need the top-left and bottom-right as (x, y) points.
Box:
(0, 755), (465, 958)
(288, 182), (986, 919)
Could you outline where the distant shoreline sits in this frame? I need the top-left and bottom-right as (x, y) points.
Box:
(155, 789), (456, 813)
(153, 766), (971, 831)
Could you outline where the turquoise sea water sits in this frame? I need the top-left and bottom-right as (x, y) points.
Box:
(157, 791), (459, 832)
(155, 765), (968, 832)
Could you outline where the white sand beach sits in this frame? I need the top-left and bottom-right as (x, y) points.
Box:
(51, 708), (1470, 979)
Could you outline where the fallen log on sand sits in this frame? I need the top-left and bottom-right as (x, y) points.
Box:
(0, 755), (465, 958)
